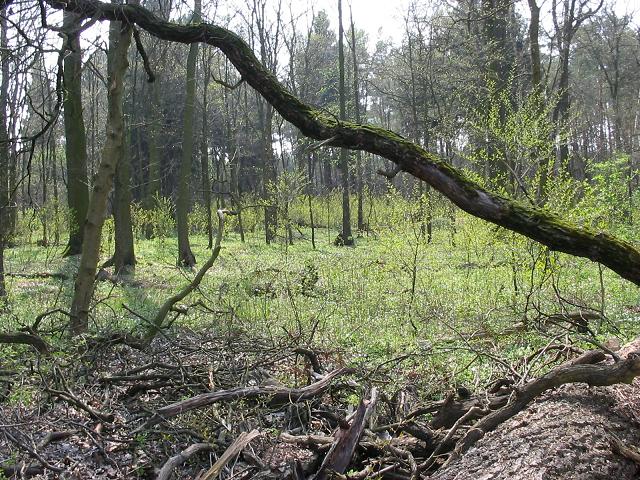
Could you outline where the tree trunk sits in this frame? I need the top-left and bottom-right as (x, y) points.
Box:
(62, 11), (90, 257)
(113, 120), (136, 274)
(144, 50), (164, 238)
(69, 16), (132, 335)
(176, 0), (201, 267)
(200, 54), (213, 249)
(350, 9), (364, 233)
(0, 11), (9, 298)
(337, 0), (353, 246)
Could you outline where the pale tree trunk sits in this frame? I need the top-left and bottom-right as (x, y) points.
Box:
(0, 11), (9, 298)
(69, 18), (132, 335)
(62, 11), (90, 257)
(337, 0), (353, 246)
(176, 0), (200, 267)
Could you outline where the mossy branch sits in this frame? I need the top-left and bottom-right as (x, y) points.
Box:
(47, 0), (640, 285)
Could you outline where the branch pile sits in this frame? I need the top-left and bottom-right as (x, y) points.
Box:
(1, 328), (640, 479)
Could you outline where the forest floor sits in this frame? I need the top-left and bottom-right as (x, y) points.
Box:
(2, 222), (640, 478)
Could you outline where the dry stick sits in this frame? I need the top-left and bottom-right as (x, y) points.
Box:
(145, 209), (233, 343)
(442, 351), (640, 469)
(199, 430), (261, 480)
(313, 388), (379, 480)
(142, 367), (353, 430)
(420, 406), (487, 472)
(156, 442), (214, 480)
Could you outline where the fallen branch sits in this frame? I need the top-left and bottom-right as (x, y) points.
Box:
(447, 349), (640, 464)
(609, 431), (640, 465)
(156, 442), (214, 480)
(0, 331), (50, 353)
(145, 209), (233, 342)
(142, 367), (354, 429)
(199, 430), (261, 480)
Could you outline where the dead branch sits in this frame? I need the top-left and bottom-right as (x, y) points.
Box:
(145, 209), (233, 343)
(0, 331), (50, 353)
(609, 431), (640, 465)
(156, 442), (214, 480)
(132, 27), (155, 82)
(142, 367), (354, 429)
(447, 349), (640, 465)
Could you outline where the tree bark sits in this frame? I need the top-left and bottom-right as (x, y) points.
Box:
(337, 0), (353, 246)
(50, 0), (640, 286)
(69, 14), (132, 335)
(61, 11), (90, 257)
(0, 11), (9, 298)
(175, 0), (200, 267)
(113, 120), (136, 274)
(200, 52), (213, 249)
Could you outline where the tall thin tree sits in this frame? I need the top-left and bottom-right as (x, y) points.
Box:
(176, 0), (201, 266)
(337, 0), (353, 245)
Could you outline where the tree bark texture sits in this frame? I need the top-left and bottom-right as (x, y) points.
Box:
(0, 11), (9, 297)
(49, 0), (640, 286)
(69, 16), (132, 334)
(337, 0), (353, 246)
(175, 0), (200, 267)
(61, 11), (90, 257)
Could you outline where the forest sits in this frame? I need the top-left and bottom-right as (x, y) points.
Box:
(1, 0), (640, 478)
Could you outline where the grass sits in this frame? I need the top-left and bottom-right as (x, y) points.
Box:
(2, 193), (640, 392)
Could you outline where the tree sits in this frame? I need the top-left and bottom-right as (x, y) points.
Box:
(69, 11), (132, 334)
(551, 0), (604, 171)
(61, 11), (90, 257)
(0, 9), (9, 298)
(175, 0), (200, 267)
(112, 114), (136, 273)
(336, 0), (353, 246)
(350, 8), (365, 233)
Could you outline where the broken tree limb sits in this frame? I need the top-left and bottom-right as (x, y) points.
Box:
(156, 442), (214, 480)
(0, 331), (50, 353)
(44, 0), (640, 286)
(142, 367), (354, 429)
(446, 349), (640, 465)
(199, 430), (260, 480)
(313, 388), (378, 480)
(145, 209), (233, 342)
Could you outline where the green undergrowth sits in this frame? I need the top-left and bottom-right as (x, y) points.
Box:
(2, 195), (640, 392)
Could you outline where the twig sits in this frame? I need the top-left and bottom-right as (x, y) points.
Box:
(156, 442), (214, 480)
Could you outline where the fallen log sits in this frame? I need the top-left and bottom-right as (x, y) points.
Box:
(142, 367), (353, 429)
